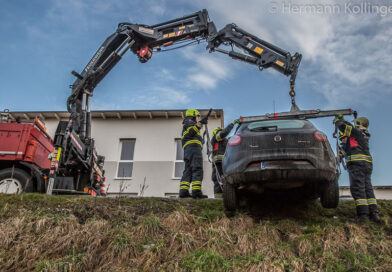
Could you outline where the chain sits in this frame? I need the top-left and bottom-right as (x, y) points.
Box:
(289, 82), (296, 105)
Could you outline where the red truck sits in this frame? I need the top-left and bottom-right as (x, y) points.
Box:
(0, 110), (53, 194)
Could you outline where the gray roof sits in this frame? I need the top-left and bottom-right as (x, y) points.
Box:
(7, 109), (224, 126)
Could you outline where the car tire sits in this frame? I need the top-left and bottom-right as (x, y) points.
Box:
(223, 181), (238, 215)
(320, 178), (339, 209)
(0, 167), (33, 194)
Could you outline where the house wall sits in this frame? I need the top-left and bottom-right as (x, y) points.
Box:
(339, 187), (392, 200)
(43, 117), (222, 198)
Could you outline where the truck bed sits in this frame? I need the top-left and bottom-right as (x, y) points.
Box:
(0, 122), (53, 169)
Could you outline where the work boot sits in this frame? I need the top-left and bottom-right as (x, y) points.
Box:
(192, 191), (208, 199)
(354, 214), (370, 224)
(214, 193), (223, 199)
(179, 190), (191, 199)
(369, 212), (381, 224)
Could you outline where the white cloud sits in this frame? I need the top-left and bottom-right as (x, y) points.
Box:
(188, 73), (216, 89)
(182, 49), (233, 90)
(157, 68), (175, 81)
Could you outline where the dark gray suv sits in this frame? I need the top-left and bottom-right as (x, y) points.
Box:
(222, 118), (339, 213)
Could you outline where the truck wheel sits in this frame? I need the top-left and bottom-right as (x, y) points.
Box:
(0, 168), (33, 194)
(223, 181), (238, 216)
(320, 178), (339, 209)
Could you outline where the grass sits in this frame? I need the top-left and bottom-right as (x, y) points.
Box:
(181, 249), (231, 272)
(0, 193), (392, 271)
(34, 247), (85, 272)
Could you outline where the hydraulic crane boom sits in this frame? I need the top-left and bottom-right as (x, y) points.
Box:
(67, 10), (302, 139)
(207, 23), (302, 88)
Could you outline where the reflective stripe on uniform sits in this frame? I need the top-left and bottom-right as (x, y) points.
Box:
(213, 155), (224, 162)
(368, 198), (377, 205)
(355, 199), (369, 206)
(182, 125), (201, 139)
(182, 126), (192, 138)
(343, 125), (352, 137)
(347, 154), (372, 163)
(192, 181), (202, 190)
(194, 125), (200, 135)
(183, 139), (203, 149)
(180, 181), (190, 190)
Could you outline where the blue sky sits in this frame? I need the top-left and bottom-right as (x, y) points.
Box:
(0, 0), (391, 185)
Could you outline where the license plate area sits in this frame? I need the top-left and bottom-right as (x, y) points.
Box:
(248, 160), (313, 170)
(261, 162), (266, 169)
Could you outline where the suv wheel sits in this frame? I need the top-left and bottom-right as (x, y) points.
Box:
(320, 178), (339, 209)
(223, 181), (238, 215)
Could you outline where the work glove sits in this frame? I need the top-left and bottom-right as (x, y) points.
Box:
(232, 119), (240, 125)
(333, 114), (344, 124)
(200, 117), (208, 124)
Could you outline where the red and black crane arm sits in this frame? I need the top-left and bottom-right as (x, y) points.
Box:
(66, 10), (302, 139)
(207, 23), (302, 88)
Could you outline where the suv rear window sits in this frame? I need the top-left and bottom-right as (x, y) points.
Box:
(239, 119), (313, 133)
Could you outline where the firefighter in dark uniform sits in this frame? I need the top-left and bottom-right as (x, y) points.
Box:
(179, 109), (208, 199)
(334, 114), (381, 223)
(211, 119), (238, 195)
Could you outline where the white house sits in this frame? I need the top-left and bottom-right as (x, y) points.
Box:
(10, 109), (224, 198)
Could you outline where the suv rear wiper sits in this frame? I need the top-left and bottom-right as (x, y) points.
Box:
(249, 126), (278, 132)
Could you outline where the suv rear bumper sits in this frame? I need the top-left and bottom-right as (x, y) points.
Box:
(225, 167), (337, 190)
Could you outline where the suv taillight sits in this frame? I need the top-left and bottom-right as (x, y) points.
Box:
(228, 135), (242, 146)
(314, 131), (327, 142)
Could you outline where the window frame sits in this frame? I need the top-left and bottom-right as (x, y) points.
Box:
(115, 138), (136, 180)
(172, 138), (185, 180)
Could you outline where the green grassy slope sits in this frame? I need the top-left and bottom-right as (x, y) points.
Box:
(1, 194), (392, 272)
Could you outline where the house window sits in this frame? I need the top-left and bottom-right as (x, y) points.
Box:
(174, 139), (185, 178)
(117, 139), (135, 178)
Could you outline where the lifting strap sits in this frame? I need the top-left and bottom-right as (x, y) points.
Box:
(203, 123), (224, 192)
(333, 125), (346, 172)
